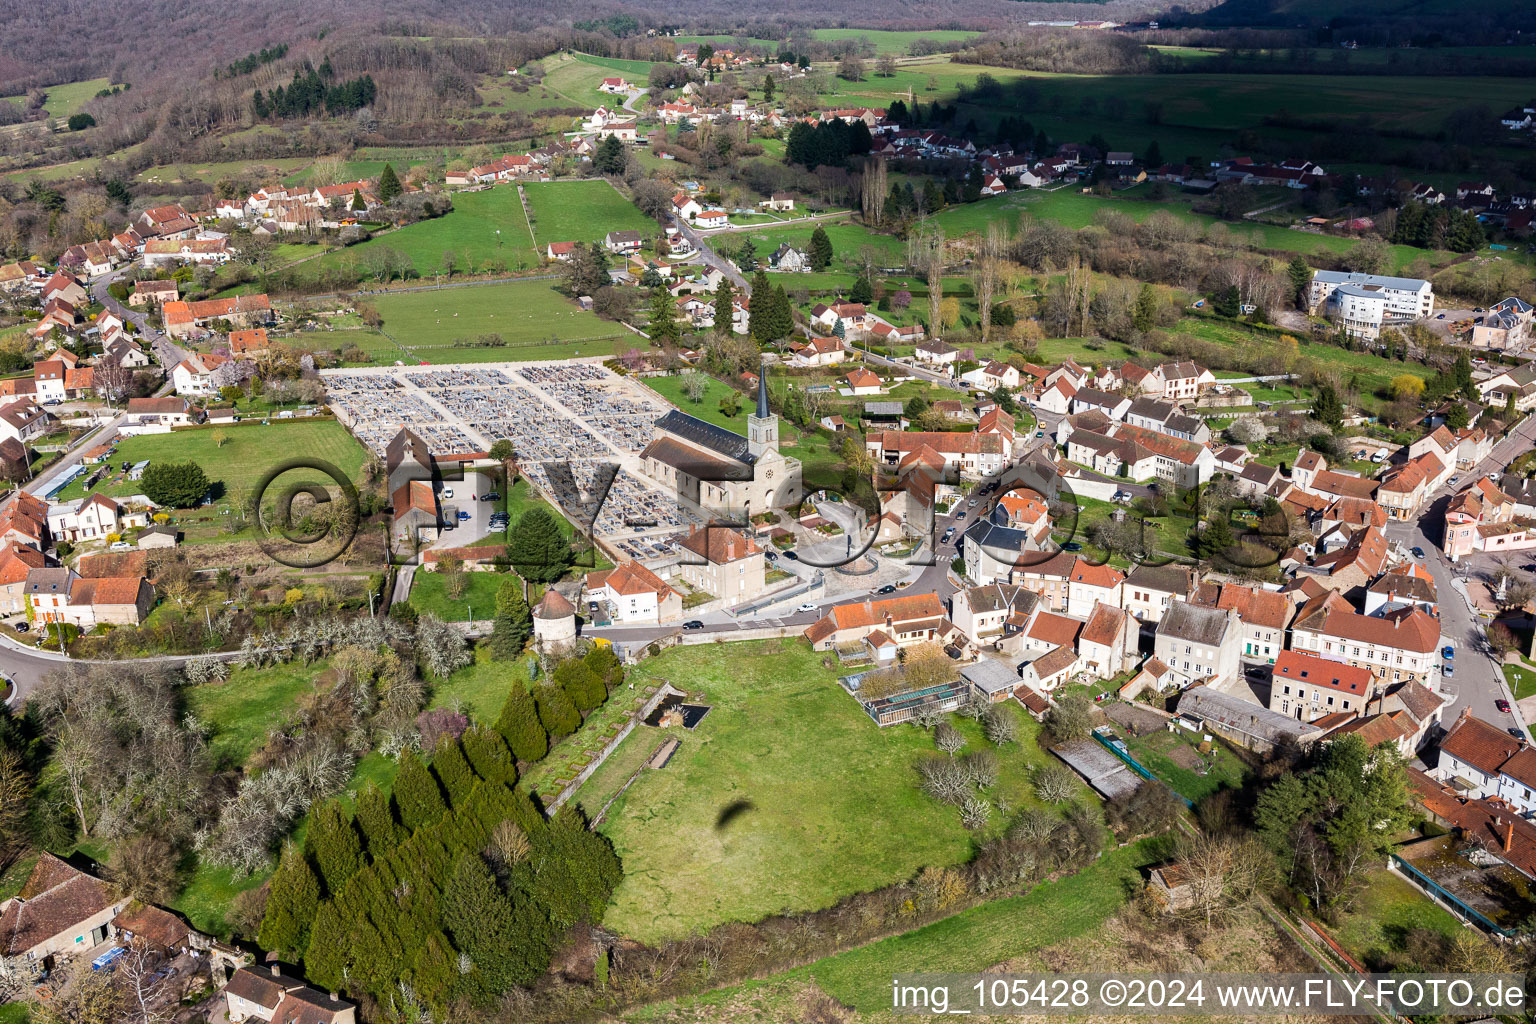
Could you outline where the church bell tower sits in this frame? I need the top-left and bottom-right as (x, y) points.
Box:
(747, 357), (778, 459)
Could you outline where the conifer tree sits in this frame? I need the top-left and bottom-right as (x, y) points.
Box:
(534, 683), (581, 740)
(747, 270), (774, 340)
(808, 225), (833, 271)
(258, 841), (320, 956)
(300, 899), (352, 991)
(461, 724), (518, 786)
(488, 575), (531, 660)
(432, 735), (476, 807)
(495, 685), (548, 763)
(525, 807), (625, 929)
(506, 506), (569, 583)
(441, 855), (554, 993)
(713, 279), (735, 337)
(307, 799), (364, 895)
(771, 284), (795, 339)
(393, 748), (448, 831)
(408, 930), (458, 1008)
(350, 188), (366, 212)
(646, 286), (682, 345)
(583, 644), (624, 692)
(353, 780), (403, 855)
(555, 658), (606, 714)
(378, 162), (402, 203)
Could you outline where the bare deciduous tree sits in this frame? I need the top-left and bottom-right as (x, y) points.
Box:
(934, 721), (966, 758)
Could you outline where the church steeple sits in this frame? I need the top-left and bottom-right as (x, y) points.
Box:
(747, 356), (778, 459)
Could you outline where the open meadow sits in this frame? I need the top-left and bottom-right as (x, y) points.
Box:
(581, 638), (1075, 945)
(295, 184), (541, 281)
(521, 179), (656, 248)
(368, 278), (631, 361)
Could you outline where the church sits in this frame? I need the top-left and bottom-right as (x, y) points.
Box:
(641, 363), (802, 519)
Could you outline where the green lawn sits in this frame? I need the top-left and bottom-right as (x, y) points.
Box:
(543, 54), (642, 110)
(1329, 867), (1465, 971)
(737, 219), (903, 276)
(1121, 729), (1248, 804)
(0, 1002), (30, 1024)
(935, 189), (1449, 272)
(520, 179), (655, 248)
(645, 838), (1158, 1017)
(187, 663), (321, 770)
(297, 185), (541, 280)
(1, 78), (113, 120)
(368, 278), (628, 358)
(1506, 663), (1536, 701)
(53, 421), (369, 542)
(407, 567), (507, 625)
(282, 327), (403, 364)
(587, 638), (1068, 945)
(427, 647), (535, 724)
(812, 28), (979, 53)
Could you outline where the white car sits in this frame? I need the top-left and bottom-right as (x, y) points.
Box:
(109, 541), (133, 552)
(796, 603), (818, 613)
(442, 487), (454, 498)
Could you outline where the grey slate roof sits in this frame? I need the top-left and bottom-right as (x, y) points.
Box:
(655, 409), (754, 464)
(1176, 685), (1321, 745)
(1156, 600), (1235, 646)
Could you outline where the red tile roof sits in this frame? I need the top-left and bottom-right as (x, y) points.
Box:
(1274, 649), (1372, 696)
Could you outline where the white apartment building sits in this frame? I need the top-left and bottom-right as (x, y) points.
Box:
(1308, 270), (1434, 340)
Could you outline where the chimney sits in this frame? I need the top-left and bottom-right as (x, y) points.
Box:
(1507, 820), (1515, 853)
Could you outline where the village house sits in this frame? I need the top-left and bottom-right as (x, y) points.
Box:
(1435, 711), (1536, 813)
(1153, 600), (1242, 690)
(676, 524), (766, 605)
(1289, 591), (1440, 686)
(1196, 582), (1294, 664)
(948, 583), (1040, 646)
(229, 328), (270, 357)
(1121, 564), (1197, 624)
(391, 480), (439, 547)
(142, 239), (232, 271)
(0, 853), (127, 968)
(1077, 600), (1136, 678)
(1443, 476), (1536, 561)
(866, 429), (1008, 480)
(787, 335), (845, 368)
(0, 399), (52, 446)
(760, 192), (796, 211)
(134, 204), (198, 239)
(26, 568), (154, 629)
(0, 542), (47, 616)
(585, 561), (683, 625)
(124, 396), (202, 429)
(160, 294), (272, 340)
(804, 593), (950, 653)
(1269, 649), (1375, 722)
(225, 964), (357, 1024)
(171, 352), (230, 396)
(48, 492), (142, 543)
(914, 340), (958, 368)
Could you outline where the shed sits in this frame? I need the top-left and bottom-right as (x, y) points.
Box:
(1050, 737), (1140, 799)
(961, 658), (1021, 703)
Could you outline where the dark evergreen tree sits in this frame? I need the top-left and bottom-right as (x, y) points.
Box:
(849, 274), (874, 305)
(646, 286), (682, 346)
(441, 854), (553, 994)
(1286, 255), (1312, 308)
(495, 685), (548, 763)
(534, 684), (581, 740)
(432, 735), (476, 807)
(461, 724), (518, 786)
(141, 461), (210, 507)
(808, 225), (833, 271)
(771, 285), (795, 340)
(488, 575), (530, 660)
(506, 506), (569, 583)
(747, 270), (774, 340)
(594, 135), (627, 175)
(555, 659), (605, 715)
(408, 930), (458, 1009)
(393, 748), (448, 832)
(300, 899), (352, 992)
(584, 645), (624, 692)
(377, 163), (402, 203)
(307, 800), (364, 895)
(353, 780), (403, 855)
(963, 164), (983, 203)
(1143, 140), (1163, 168)
(1213, 284), (1241, 318)
(258, 842), (320, 956)
(523, 807), (625, 929)
(712, 279), (735, 336)
(1312, 383), (1344, 429)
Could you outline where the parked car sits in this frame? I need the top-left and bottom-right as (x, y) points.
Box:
(942, 528), (955, 542)
(682, 620), (705, 630)
(764, 550), (777, 561)
(956, 511), (966, 520)
(1448, 476), (1459, 487)
(1355, 450), (1368, 460)
(783, 550), (798, 560)
(13, 622), (27, 633)
(1062, 541), (1083, 551)
(482, 492), (500, 502)
(1442, 645), (1455, 659)
(457, 510), (471, 521)
(1497, 699), (1512, 713)
(796, 603), (818, 613)
(442, 487), (454, 499)
(967, 499), (978, 508)
(1443, 664), (1453, 677)
(1112, 490), (1132, 504)
(1411, 546), (1425, 558)
(1436, 313), (1446, 319)
(1371, 452), (1385, 463)
(1035, 430), (1044, 438)
(1512, 728), (1526, 739)
(877, 584), (896, 594)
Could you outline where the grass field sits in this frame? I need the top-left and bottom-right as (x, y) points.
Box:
(737, 218), (904, 275)
(1329, 867), (1465, 971)
(188, 663), (321, 771)
(368, 279), (629, 360)
(1, 78), (113, 120)
(55, 418), (368, 505)
(587, 638), (1072, 944)
(812, 28), (980, 54)
(520, 179), (655, 248)
(297, 185), (541, 280)
(1122, 729), (1248, 804)
(1506, 663), (1536, 701)
(935, 188), (1447, 271)
(407, 567), (506, 625)
(542, 54), (638, 111)
(641, 838), (1158, 1017)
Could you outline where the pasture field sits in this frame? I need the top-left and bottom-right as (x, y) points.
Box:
(812, 28), (981, 54)
(296, 185), (541, 279)
(735, 219), (905, 273)
(1, 78), (113, 119)
(53, 417), (368, 512)
(935, 188), (1455, 271)
(585, 638), (1074, 944)
(520, 179), (655, 247)
(542, 54), (636, 110)
(369, 279), (629, 360)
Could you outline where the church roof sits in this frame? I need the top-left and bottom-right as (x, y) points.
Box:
(655, 409), (756, 465)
